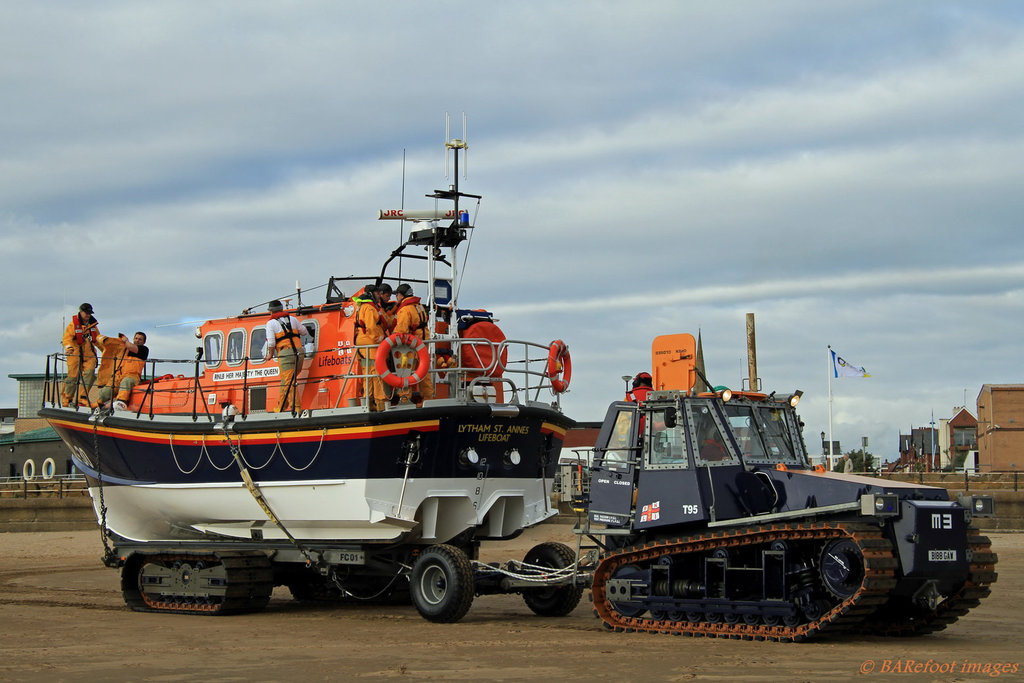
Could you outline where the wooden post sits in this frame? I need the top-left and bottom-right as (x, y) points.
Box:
(746, 313), (757, 392)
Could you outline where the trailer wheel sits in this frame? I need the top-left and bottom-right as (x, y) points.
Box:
(410, 544), (475, 623)
(521, 542), (584, 617)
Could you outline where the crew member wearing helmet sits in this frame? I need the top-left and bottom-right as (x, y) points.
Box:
(62, 303), (101, 407)
(353, 285), (388, 411)
(626, 372), (654, 403)
(265, 300), (313, 412)
(393, 283), (434, 406)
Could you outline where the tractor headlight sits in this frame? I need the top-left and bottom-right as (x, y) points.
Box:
(861, 493), (899, 517)
(958, 494), (994, 517)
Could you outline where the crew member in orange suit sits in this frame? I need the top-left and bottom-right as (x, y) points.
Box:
(353, 285), (388, 411)
(98, 331), (150, 410)
(265, 300), (313, 413)
(625, 372), (654, 403)
(393, 283), (434, 406)
(62, 303), (100, 407)
(376, 283), (396, 334)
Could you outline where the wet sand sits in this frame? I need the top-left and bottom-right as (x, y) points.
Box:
(1, 525), (1021, 682)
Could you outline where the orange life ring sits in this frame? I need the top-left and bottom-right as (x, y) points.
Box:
(546, 340), (572, 393)
(375, 333), (430, 389)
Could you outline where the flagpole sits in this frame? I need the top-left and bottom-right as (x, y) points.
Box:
(827, 345), (834, 471)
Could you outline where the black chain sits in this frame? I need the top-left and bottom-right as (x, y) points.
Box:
(91, 420), (117, 566)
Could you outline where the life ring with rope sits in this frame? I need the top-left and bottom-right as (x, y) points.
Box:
(375, 333), (430, 389)
(546, 340), (572, 393)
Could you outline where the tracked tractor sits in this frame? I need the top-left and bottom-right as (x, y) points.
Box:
(577, 334), (997, 641)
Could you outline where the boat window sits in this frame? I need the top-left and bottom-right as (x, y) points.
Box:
(598, 409), (636, 471)
(755, 406), (803, 465)
(646, 409), (689, 469)
(250, 326), (267, 363)
(203, 332), (223, 369)
(225, 328), (246, 367)
(687, 401), (737, 465)
(724, 405), (767, 460)
(302, 320), (318, 355)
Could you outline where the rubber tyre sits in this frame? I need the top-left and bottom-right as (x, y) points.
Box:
(521, 542), (584, 617)
(410, 544), (475, 623)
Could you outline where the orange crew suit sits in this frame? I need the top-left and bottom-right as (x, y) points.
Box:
(354, 297), (388, 410)
(393, 297), (434, 405)
(267, 314), (308, 413)
(62, 314), (99, 406)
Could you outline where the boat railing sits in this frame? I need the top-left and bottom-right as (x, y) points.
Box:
(42, 335), (567, 420)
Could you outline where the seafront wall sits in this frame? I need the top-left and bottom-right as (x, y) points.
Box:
(1, 475), (1022, 533)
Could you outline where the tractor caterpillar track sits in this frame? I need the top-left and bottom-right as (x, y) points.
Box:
(591, 521), (898, 642)
(121, 551), (274, 615)
(854, 533), (997, 637)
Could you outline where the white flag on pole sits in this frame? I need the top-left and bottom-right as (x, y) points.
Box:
(831, 349), (870, 378)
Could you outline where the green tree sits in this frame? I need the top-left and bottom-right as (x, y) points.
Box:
(832, 448), (876, 473)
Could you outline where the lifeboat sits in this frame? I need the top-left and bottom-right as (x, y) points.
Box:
(38, 135), (579, 621)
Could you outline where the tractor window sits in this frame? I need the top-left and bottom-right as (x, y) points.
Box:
(755, 406), (803, 465)
(724, 405), (767, 460)
(598, 409), (636, 471)
(687, 401), (737, 465)
(646, 409), (689, 468)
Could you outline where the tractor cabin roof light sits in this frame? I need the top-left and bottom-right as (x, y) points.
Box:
(788, 390), (803, 407)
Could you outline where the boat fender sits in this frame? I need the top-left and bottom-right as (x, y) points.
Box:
(42, 457), (56, 480)
(376, 333), (430, 389)
(546, 340), (572, 393)
(22, 459), (36, 481)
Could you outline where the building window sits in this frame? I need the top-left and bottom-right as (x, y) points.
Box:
(18, 379), (44, 417)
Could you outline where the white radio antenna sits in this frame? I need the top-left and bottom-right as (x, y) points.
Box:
(444, 112), (468, 181)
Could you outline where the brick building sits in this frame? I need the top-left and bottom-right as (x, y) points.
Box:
(976, 384), (1024, 472)
(939, 408), (978, 470)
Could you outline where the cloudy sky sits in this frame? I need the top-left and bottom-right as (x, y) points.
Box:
(3, 1), (1023, 462)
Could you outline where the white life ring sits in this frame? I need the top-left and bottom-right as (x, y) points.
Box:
(22, 459), (36, 481)
(42, 457), (56, 480)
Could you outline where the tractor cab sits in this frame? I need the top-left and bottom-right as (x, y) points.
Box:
(588, 334), (812, 532)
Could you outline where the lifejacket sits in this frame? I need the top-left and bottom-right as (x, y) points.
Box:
(271, 311), (303, 351)
(68, 315), (99, 347)
(627, 385), (653, 403)
(353, 296), (383, 349)
(395, 297), (429, 340)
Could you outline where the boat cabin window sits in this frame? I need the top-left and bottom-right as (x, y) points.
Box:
(687, 400), (737, 465)
(203, 332), (223, 369)
(249, 326), (267, 363)
(301, 320), (318, 354)
(597, 408), (637, 471)
(646, 409), (689, 469)
(226, 328), (246, 367)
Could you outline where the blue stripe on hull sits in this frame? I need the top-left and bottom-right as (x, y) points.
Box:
(55, 415), (564, 486)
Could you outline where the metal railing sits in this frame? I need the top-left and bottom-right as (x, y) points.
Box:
(43, 336), (567, 421)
